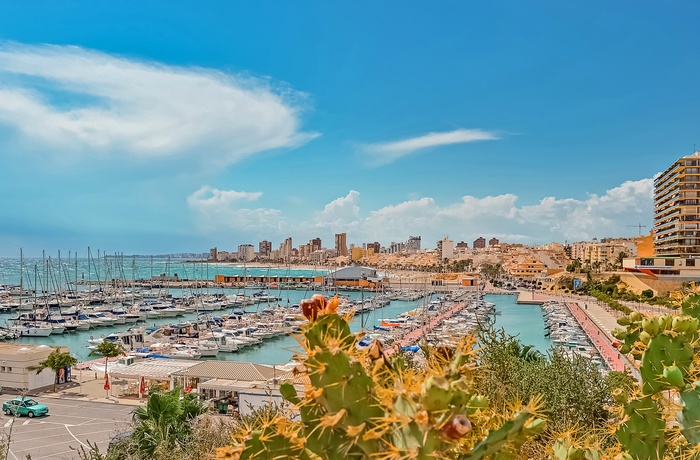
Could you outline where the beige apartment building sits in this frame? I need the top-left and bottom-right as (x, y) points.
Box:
(654, 151), (700, 258)
(509, 259), (547, 280)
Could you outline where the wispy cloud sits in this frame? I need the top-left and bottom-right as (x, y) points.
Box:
(0, 42), (316, 165)
(362, 129), (499, 166)
(187, 186), (262, 208)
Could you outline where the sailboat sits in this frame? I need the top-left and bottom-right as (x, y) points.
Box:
(9, 262), (53, 337)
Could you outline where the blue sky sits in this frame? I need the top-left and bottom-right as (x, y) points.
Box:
(0, 1), (697, 257)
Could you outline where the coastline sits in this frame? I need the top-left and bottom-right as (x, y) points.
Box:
(208, 261), (438, 284)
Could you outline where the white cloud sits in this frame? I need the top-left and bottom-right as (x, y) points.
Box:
(359, 178), (654, 244)
(0, 43), (315, 164)
(186, 178), (654, 247)
(362, 129), (499, 166)
(187, 186), (282, 233)
(314, 190), (361, 228)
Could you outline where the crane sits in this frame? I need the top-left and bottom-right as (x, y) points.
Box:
(627, 223), (647, 235)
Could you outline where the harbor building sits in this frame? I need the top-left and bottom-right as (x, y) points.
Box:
(0, 343), (72, 391)
(324, 266), (383, 289)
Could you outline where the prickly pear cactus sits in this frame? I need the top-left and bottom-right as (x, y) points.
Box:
(639, 332), (693, 395)
(681, 293), (700, 320)
(678, 382), (700, 447)
(217, 295), (544, 459)
(612, 289), (700, 458)
(552, 438), (602, 460)
(615, 395), (665, 460)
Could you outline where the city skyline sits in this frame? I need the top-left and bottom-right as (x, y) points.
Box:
(0, 3), (698, 257)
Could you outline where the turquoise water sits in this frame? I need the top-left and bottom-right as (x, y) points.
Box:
(0, 256), (552, 364)
(0, 286), (435, 365)
(486, 294), (552, 352)
(0, 256), (326, 288)
(0, 293), (551, 365)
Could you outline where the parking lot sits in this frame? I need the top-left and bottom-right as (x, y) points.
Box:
(1, 397), (134, 460)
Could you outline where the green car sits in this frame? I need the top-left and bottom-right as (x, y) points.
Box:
(2, 398), (48, 417)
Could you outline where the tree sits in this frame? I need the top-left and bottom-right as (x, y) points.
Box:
(91, 340), (125, 396)
(614, 251), (628, 269)
(480, 262), (504, 281)
(35, 348), (77, 392)
(566, 258), (582, 273)
(131, 388), (208, 457)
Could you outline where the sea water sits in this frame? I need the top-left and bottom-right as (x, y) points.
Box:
(486, 294), (552, 352)
(0, 257), (551, 363)
(0, 292), (551, 365)
(0, 289), (437, 364)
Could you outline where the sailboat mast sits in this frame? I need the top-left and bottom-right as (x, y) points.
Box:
(19, 248), (23, 308)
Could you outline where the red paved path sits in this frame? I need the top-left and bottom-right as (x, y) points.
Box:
(566, 302), (626, 372)
(395, 301), (467, 348)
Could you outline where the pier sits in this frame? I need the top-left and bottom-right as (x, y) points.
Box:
(515, 290), (640, 378)
(565, 302), (626, 372)
(395, 301), (468, 349)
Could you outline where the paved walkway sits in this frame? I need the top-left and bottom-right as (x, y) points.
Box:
(394, 301), (467, 349)
(566, 302), (625, 372)
(22, 371), (147, 407)
(525, 291), (641, 379)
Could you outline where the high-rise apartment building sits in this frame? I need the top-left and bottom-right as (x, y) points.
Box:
(237, 244), (255, 262)
(366, 242), (381, 253)
(258, 240), (272, 257)
(407, 236), (421, 251)
(473, 237), (486, 249)
(309, 238), (322, 252)
(489, 237), (500, 246)
(437, 236), (454, 259)
(334, 233), (348, 256)
(281, 237), (293, 262)
(654, 151), (700, 257)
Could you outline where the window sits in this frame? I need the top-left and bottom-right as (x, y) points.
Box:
(0, 367), (4, 372)
(641, 258), (655, 266)
(687, 259), (695, 267)
(6, 367), (11, 373)
(665, 259), (676, 267)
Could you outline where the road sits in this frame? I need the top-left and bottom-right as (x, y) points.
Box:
(1, 397), (134, 460)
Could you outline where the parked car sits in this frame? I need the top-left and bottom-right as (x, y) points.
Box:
(107, 431), (132, 456)
(2, 398), (48, 417)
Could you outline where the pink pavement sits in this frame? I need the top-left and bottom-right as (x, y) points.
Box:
(566, 302), (626, 372)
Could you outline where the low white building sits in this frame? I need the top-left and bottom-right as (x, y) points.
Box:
(0, 343), (71, 392)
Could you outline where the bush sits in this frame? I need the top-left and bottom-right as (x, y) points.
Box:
(476, 329), (616, 433)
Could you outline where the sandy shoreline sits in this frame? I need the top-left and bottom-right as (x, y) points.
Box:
(209, 261), (436, 282)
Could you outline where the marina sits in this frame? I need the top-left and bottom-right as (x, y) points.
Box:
(0, 257), (619, 373)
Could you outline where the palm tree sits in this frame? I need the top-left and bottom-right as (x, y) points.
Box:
(35, 348), (77, 392)
(507, 342), (544, 363)
(131, 388), (208, 457)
